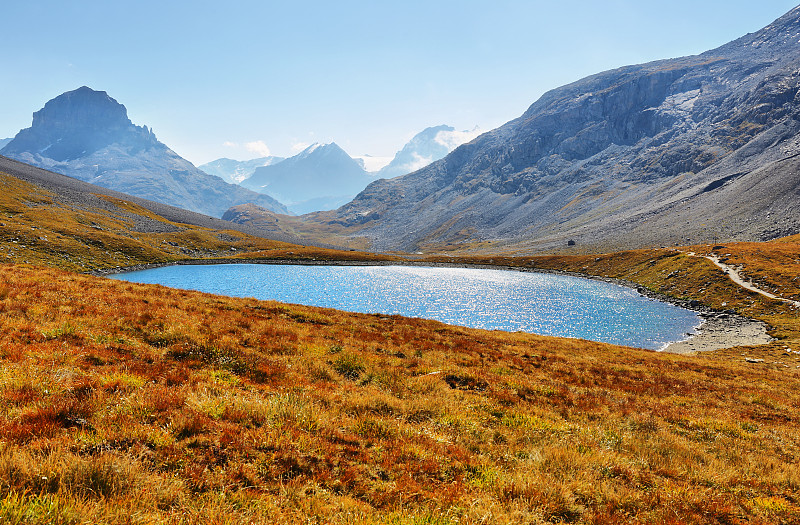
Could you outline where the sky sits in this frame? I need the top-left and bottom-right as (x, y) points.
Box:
(2, 1), (798, 166)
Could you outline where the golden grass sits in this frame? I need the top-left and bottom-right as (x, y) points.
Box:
(0, 171), (394, 272)
(0, 263), (798, 523)
(1, 168), (800, 522)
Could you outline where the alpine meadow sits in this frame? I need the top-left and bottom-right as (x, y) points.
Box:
(1, 3), (800, 524)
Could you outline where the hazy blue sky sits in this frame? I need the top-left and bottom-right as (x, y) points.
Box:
(2, 1), (798, 165)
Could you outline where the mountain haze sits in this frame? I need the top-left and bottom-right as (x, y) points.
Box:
(198, 156), (285, 184)
(240, 142), (372, 214)
(301, 7), (800, 253)
(0, 87), (288, 217)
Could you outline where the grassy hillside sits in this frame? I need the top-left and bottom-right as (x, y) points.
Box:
(0, 168), (799, 523)
(0, 172), (393, 272)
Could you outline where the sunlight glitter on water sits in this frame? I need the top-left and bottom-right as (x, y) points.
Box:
(110, 264), (700, 350)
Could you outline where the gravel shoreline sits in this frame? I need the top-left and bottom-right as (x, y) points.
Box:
(90, 257), (773, 354)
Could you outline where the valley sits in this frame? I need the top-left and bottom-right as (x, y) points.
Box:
(1, 4), (800, 524)
(0, 155), (799, 523)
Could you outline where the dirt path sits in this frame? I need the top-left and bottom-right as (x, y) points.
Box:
(691, 252), (800, 307)
(658, 251), (796, 353)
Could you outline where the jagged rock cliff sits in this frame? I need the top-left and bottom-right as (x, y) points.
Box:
(1, 87), (288, 217)
(305, 7), (800, 253)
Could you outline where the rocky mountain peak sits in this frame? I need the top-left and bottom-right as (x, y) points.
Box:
(240, 141), (370, 214)
(297, 142), (353, 162)
(32, 86), (130, 131)
(376, 125), (482, 179)
(2, 86), (156, 162)
(0, 87), (288, 217)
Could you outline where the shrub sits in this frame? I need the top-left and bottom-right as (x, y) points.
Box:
(332, 353), (365, 380)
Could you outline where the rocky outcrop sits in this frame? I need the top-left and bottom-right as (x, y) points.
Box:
(1, 87), (288, 217)
(222, 203), (282, 229)
(311, 7), (800, 253)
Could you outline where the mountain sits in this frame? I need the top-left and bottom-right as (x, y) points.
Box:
(297, 7), (800, 253)
(0, 87), (288, 217)
(198, 156), (285, 184)
(376, 125), (482, 178)
(0, 138), (11, 149)
(353, 154), (393, 173)
(240, 142), (372, 214)
(0, 155), (313, 247)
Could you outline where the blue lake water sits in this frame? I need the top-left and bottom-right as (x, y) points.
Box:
(109, 263), (701, 350)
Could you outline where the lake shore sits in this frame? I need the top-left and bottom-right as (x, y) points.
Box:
(90, 257), (774, 354)
(660, 312), (772, 354)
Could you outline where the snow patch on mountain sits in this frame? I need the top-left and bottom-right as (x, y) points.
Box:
(354, 154), (393, 172)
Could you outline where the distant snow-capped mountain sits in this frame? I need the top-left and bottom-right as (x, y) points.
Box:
(376, 125), (482, 178)
(353, 154), (393, 173)
(240, 142), (372, 214)
(198, 156), (285, 184)
(0, 87), (288, 217)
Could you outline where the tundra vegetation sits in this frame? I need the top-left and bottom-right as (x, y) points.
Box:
(0, 170), (799, 523)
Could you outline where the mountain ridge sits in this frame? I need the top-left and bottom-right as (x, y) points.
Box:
(0, 154), (315, 247)
(375, 125), (483, 179)
(285, 6), (800, 253)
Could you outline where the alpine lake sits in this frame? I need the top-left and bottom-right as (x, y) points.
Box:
(109, 263), (702, 350)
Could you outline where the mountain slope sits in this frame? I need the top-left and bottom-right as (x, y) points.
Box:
(240, 142), (372, 214)
(0, 155), (311, 247)
(198, 156), (285, 184)
(0, 87), (288, 217)
(0, 154), (372, 270)
(304, 7), (800, 253)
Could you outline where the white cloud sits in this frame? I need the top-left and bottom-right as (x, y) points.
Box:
(404, 152), (435, 173)
(434, 126), (483, 151)
(223, 141), (238, 148)
(245, 140), (271, 157)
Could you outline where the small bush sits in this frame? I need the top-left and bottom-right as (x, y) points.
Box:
(332, 353), (365, 380)
(352, 416), (394, 442)
(41, 322), (77, 341)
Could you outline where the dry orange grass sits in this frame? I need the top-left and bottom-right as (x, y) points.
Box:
(2, 168), (800, 522)
(0, 263), (798, 523)
(0, 171), (394, 273)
